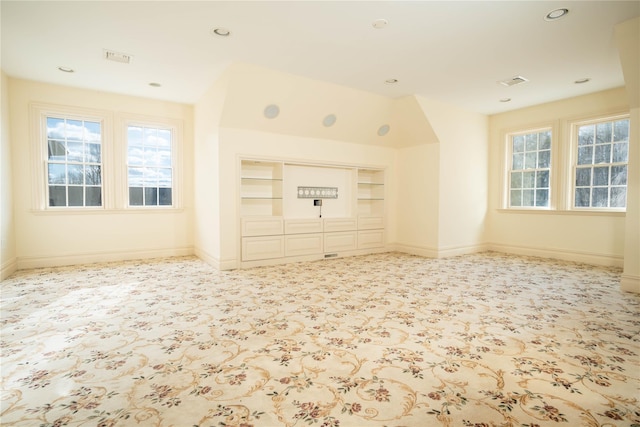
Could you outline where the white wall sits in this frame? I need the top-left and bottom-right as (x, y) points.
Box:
(9, 78), (194, 268)
(418, 97), (489, 255)
(487, 88), (629, 266)
(193, 68), (231, 266)
(283, 164), (353, 219)
(395, 143), (440, 256)
(615, 17), (639, 293)
(1, 71), (17, 278)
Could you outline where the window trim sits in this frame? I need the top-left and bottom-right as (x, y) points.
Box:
(568, 112), (630, 212)
(30, 103), (113, 211)
(502, 123), (558, 210)
(118, 113), (183, 210)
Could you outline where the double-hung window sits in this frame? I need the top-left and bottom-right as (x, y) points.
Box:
(126, 123), (174, 207)
(507, 129), (552, 208)
(573, 116), (629, 209)
(45, 115), (103, 207)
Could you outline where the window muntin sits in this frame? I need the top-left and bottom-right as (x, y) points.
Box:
(574, 117), (628, 209)
(127, 125), (173, 207)
(46, 116), (103, 207)
(508, 129), (551, 208)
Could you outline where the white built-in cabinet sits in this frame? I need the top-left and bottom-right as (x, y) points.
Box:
(239, 158), (386, 268)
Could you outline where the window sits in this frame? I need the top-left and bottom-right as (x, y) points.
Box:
(46, 115), (103, 207)
(126, 124), (173, 207)
(507, 129), (552, 208)
(573, 116), (629, 209)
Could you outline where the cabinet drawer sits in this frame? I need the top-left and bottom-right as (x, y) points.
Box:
(324, 231), (357, 252)
(242, 236), (285, 261)
(241, 217), (284, 236)
(358, 230), (385, 249)
(358, 216), (384, 230)
(323, 218), (357, 232)
(285, 233), (324, 257)
(284, 219), (323, 235)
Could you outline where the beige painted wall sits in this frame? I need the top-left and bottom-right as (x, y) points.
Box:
(418, 97), (489, 254)
(1, 71), (17, 278)
(193, 68), (231, 266)
(615, 17), (639, 293)
(395, 143), (440, 255)
(487, 88), (630, 266)
(8, 78), (195, 268)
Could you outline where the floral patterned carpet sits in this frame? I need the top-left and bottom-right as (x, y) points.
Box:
(1, 252), (639, 427)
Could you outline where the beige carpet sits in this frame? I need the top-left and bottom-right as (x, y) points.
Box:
(1, 252), (639, 427)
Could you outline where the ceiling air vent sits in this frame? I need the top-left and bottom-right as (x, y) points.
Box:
(104, 49), (132, 64)
(498, 75), (529, 87)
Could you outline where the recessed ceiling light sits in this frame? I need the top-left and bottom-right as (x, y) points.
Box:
(544, 8), (569, 21)
(385, 79), (398, 84)
(499, 98), (512, 103)
(149, 82), (162, 87)
(574, 78), (591, 84)
(58, 66), (74, 73)
(211, 27), (231, 37)
(372, 19), (388, 29)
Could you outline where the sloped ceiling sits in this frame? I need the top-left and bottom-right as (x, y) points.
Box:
(218, 62), (438, 147)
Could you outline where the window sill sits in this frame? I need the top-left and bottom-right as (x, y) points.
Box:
(496, 208), (625, 217)
(31, 207), (185, 215)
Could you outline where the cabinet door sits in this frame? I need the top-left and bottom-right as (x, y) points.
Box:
(242, 236), (285, 261)
(285, 233), (323, 257)
(323, 218), (357, 233)
(358, 216), (384, 230)
(324, 231), (357, 252)
(241, 217), (284, 237)
(358, 230), (384, 249)
(284, 219), (323, 234)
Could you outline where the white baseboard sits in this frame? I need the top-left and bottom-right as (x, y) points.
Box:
(1, 257), (18, 280)
(193, 247), (238, 270)
(15, 247), (195, 270)
(392, 242), (487, 259)
(488, 243), (623, 267)
(194, 247), (220, 269)
(621, 274), (640, 294)
(436, 243), (489, 258)
(391, 243), (438, 258)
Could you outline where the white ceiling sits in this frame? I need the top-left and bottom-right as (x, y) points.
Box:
(1, 1), (638, 115)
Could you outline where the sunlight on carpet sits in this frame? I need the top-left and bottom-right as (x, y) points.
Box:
(1, 252), (639, 426)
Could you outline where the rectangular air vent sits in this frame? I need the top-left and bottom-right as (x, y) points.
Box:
(104, 49), (132, 64)
(498, 75), (529, 87)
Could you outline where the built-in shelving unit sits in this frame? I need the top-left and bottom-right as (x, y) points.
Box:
(239, 158), (386, 268)
(240, 160), (283, 216)
(357, 168), (385, 216)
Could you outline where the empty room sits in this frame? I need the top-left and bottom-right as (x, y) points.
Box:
(1, 1), (639, 426)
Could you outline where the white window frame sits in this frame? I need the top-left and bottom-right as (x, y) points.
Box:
(569, 113), (629, 212)
(30, 103), (113, 211)
(502, 125), (555, 210)
(118, 114), (183, 210)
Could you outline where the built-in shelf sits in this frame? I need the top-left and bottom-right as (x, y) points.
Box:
(240, 160), (284, 216)
(357, 168), (385, 216)
(239, 159), (386, 268)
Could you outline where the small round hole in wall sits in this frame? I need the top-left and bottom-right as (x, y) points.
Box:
(264, 104), (280, 119)
(377, 124), (390, 136)
(322, 114), (337, 127)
